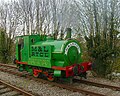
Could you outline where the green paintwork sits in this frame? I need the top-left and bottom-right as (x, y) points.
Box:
(54, 70), (61, 77)
(28, 45), (52, 68)
(15, 35), (41, 62)
(15, 35), (82, 77)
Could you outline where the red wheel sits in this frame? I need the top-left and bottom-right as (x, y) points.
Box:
(33, 70), (39, 78)
(47, 74), (54, 81)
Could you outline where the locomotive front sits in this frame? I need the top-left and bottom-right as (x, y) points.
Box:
(63, 40), (82, 65)
(50, 39), (82, 77)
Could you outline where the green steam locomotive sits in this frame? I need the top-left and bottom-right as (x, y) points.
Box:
(15, 29), (92, 81)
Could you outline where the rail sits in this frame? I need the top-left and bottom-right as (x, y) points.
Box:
(0, 79), (35, 96)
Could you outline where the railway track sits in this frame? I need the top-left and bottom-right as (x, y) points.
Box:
(0, 63), (17, 69)
(0, 79), (34, 96)
(0, 63), (120, 96)
(73, 78), (120, 91)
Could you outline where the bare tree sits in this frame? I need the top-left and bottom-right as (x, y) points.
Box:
(0, 3), (8, 31)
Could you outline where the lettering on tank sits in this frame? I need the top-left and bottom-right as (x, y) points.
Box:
(31, 46), (49, 58)
(65, 42), (80, 55)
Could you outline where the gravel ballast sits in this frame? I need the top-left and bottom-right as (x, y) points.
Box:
(0, 70), (120, 96)
(0, 71), (83, 96)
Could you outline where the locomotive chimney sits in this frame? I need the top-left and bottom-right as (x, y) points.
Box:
(66, 28), (71, 39)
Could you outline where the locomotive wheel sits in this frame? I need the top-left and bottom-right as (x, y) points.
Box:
(47, 74), (54, 81)
(33, 71), (39, 78)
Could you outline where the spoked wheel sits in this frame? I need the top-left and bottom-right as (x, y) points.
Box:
(47, 74), (54, 81)
(33, 70), (39, 78)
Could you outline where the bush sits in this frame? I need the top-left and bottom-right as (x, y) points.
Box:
(0, 28), (15, 63)
(85, 35), (120, 77)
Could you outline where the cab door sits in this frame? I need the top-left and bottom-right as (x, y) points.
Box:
(17, 38), (24, 61)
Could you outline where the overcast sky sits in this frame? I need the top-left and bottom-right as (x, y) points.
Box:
(0, 0), (10, 1)
(0, 0), (11, 3)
